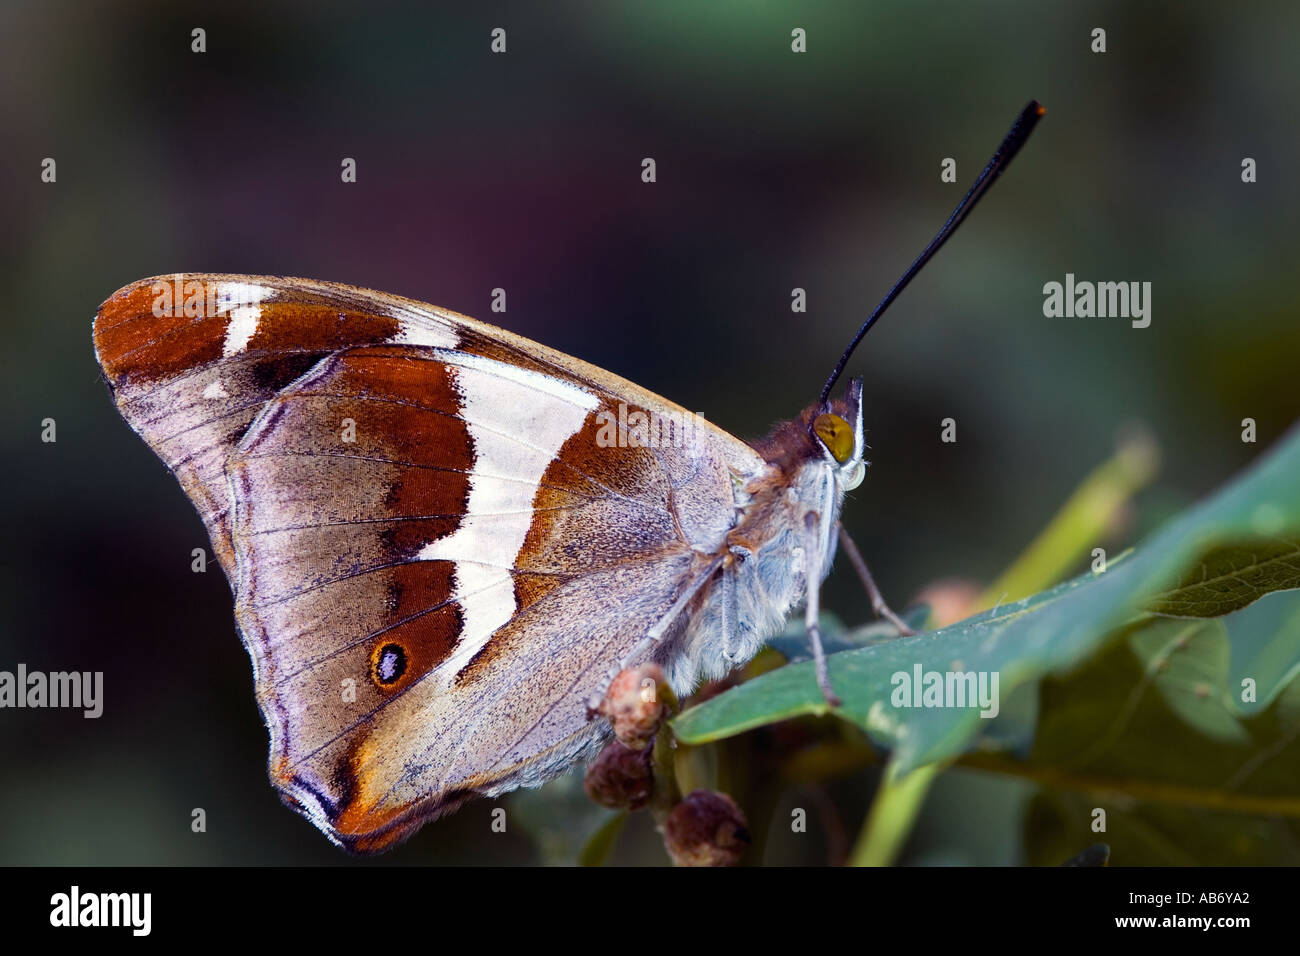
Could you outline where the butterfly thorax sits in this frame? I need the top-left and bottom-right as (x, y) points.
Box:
(667, 387), (865, 691)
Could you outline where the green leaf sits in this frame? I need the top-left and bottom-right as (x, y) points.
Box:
(1021, 589), (1300, 805)
(1225, 590), (1300, 714)
(1145, 538), (1300, 617)
(1129, 618), (1250, 745)
(1017, 593), (1300, 864)
(974, 581), (1300, 863)
(673, 425), (1300, 782)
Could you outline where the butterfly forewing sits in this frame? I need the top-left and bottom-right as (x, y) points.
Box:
(94, 278), (422, 575)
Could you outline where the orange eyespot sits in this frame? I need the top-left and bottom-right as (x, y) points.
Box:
(813, 413), (854, 464)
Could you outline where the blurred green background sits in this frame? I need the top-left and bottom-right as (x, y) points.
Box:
(2, 0), (1297, 864)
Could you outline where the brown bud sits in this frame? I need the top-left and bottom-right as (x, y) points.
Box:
(598, 663), (668, 750)
(663, 790), (749, 867)
(583, 740), (654, 811)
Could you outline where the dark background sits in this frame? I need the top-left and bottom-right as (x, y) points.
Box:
(2, 0), (1297, 864)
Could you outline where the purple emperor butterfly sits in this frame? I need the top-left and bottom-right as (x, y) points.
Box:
(93, 103), (1043, 852)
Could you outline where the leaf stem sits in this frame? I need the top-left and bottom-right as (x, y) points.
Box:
(981, 429), (1159, 609)
(848, 760), (942, 866)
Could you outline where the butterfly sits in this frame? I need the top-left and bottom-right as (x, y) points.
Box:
(93, 102), (1042, 853)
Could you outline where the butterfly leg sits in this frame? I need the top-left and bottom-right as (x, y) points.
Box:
(803, 511), (842, 708)
(586, 552), (727, 715)
(720, 553), (737, 665)
(835, 521), (916, 636)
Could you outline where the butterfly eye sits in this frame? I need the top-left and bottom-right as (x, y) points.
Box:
(813, 413), (854, 464)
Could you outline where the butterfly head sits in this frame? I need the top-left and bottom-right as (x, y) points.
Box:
(810, 377), (866, 490)
(751, 377), (866, 493)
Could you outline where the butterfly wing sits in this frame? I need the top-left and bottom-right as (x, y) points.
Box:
(94, 274), (767, 851)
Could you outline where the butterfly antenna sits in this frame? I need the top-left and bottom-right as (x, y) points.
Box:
(819, 100), (1045, 404)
